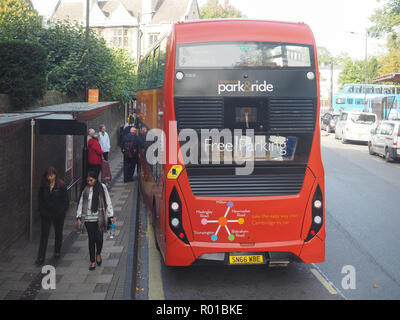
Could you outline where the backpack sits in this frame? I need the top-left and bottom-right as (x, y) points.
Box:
(123, 139), (137, 158)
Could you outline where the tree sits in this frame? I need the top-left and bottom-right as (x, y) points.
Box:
(317, 47), (333, 67)
(37, 21), (136, 103)
(338, 57), (380, 88)
(379, 48), (400, 74)
(0, 1), (137, 105)
(369, 0), (400, 79)
(369, 0), (400, 40)
(0, 40), (46, 109)
(0, 0), (42, 42)
(200, 0), (246, 19)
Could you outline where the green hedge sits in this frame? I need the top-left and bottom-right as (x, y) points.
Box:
(0, 40), (46, 109)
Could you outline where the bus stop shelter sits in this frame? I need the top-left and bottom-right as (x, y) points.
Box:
(1, 102), (118, 241)
(373, 73), (400, 84)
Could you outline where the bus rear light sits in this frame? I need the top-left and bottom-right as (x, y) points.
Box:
(169, 187), (189, 244)
(171, 202), (180, 212)
(171, 218), (180, 228)
(305, 185), (323, 242)
(314, 200), (322, 209)
(314, 216), (322, 224)
(393, 133), (398, 146)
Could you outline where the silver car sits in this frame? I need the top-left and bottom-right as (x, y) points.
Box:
(368, 120), (400, 162)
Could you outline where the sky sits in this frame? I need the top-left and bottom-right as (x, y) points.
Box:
(197, 0), (388, 60)
(32, 0), (388, 60)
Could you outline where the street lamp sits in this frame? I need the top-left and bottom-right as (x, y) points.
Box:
(347, 31), (368, 107)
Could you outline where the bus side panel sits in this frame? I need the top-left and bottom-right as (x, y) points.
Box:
(299, 234), (325, 263)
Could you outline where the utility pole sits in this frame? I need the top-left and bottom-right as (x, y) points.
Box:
(330, 58), (334, 111)
(85, 0), (90, 102)
(364, 31), (368, 108)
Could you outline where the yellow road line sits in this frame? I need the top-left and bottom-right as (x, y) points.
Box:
(147, 214), (165, 300)
(310, 268), (338, 295)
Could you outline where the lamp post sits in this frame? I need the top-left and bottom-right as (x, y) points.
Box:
(347, 31), (368, 106)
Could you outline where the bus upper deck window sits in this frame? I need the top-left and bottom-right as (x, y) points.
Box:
(177, 42), (312, 68)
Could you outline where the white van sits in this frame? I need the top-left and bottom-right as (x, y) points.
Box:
(335, 111), (377, 143)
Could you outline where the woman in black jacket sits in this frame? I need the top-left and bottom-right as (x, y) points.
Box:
(35, 167), (69, 266)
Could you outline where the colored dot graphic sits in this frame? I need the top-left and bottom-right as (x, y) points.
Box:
(201, 201), (244, 242)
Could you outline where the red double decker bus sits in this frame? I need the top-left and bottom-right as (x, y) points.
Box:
(136, 20), (324, 266)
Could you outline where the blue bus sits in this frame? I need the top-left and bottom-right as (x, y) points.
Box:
(371, 95), (400, 120)
(332, 84), (400, 112)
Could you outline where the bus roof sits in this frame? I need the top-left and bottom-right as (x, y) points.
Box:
(174, 19), (316, 45)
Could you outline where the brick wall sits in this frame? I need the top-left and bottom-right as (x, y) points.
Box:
(0, 103), (125, 252)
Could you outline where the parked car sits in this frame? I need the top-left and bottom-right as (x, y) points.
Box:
(335, 111), (377, 143)
(368, 120), (400, 162)
(321, 112), (340, 133)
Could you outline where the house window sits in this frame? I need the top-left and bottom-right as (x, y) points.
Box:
(149, 33), (159, 48)
(112, 28), (123, 47)
(124, 29), (129, 48)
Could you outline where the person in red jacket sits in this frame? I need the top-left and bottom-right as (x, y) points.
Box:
(88, 133), (103, 179)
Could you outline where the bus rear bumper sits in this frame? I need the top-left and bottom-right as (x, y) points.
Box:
(165, 236), (324, 266)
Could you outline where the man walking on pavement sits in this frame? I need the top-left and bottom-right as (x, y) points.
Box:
(121, 127), (140, 182)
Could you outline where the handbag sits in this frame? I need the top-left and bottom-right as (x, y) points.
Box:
(101, 159), (112, 184)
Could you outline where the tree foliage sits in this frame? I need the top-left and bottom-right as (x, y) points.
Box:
(369, 0), (400, 40)
(200, 0), (246, 19)
(0, 40), (46, 109)
(317, 46), (352, 68)
(338, 57), (380, 88)
(0, 0), (42, 42)
(369, 0), (400, 78)
(0, 1), (136, 106)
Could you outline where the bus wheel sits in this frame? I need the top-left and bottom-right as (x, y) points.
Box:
(152, 204), (160, 251)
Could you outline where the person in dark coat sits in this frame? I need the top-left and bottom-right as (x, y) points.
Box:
(121, 127), (140, 182)
(35, 167), (69, 266)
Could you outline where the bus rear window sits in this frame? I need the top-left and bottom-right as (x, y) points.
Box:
(177, 42), (312, 68)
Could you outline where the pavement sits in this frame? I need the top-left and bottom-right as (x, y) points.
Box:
(0, 150), (139, 300)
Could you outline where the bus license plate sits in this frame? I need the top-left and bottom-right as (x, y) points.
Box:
(229, 254), (264, 265)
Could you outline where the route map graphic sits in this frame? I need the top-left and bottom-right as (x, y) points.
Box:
(201, 201), (245, 241)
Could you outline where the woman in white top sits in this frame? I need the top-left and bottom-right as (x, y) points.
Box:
(77, 171), (114, 271)
(98, 125), (111, 161)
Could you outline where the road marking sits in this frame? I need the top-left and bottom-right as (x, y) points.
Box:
(147, 214), (165, 300)
(310, 268), (338, 295)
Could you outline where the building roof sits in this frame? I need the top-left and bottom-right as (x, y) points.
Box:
(52, 1), (84, 22)
(52, 0), (197, 25)
(151, 0), (190, 24)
